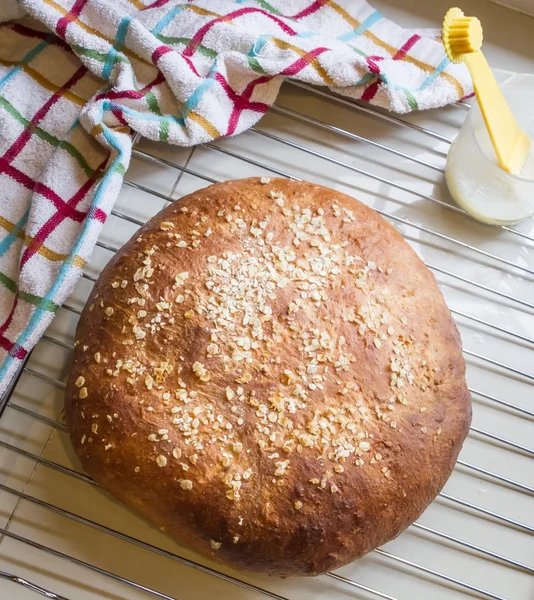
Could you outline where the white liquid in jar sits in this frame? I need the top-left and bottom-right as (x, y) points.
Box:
(446, 75), (534, 225)
(447, 132), (534, 225)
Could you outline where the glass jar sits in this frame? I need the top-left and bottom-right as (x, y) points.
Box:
(446, 73), (534, 225)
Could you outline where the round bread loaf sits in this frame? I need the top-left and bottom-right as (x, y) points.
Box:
(65, 178), (471, 576)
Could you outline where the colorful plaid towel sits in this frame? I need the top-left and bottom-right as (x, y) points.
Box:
(0, 0), (472, 396)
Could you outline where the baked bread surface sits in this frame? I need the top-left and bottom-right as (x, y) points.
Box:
(65, 178), (471, 576)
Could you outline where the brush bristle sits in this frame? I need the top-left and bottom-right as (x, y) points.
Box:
(442, 8), (483, 63)
(447, 18), (483, 55)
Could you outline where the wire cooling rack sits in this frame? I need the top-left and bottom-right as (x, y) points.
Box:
(0, 77), (533, 600)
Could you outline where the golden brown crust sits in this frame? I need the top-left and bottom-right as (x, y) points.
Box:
(65, 178), (471, 576)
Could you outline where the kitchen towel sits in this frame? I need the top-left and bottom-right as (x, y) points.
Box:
(0, 0), (472, 396)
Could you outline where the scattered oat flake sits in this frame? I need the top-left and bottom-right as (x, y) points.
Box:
(79, 387), (88, 399)
(75, 376), (85, 388)
(156, 455), (167, 467)
(175, 272), (189, 286)
(210, 539), (222, 550)
(192, 361), (210, 382)
(133, 326), (146, 340)
(181, 479), (193, 491)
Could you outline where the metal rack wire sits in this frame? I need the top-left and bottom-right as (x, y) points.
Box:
(0, 79), (532, 600)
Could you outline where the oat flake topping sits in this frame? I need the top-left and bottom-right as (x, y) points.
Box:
(74, 183), (438, 506)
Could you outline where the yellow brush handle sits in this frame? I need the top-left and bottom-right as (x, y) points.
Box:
(443, 7), (530, 175)
(464, 51), (527, 173)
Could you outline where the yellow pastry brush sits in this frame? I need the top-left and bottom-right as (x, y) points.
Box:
(443, 7), (531, 175)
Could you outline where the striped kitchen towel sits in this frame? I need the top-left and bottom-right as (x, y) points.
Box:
(0, 0), (472, 396)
